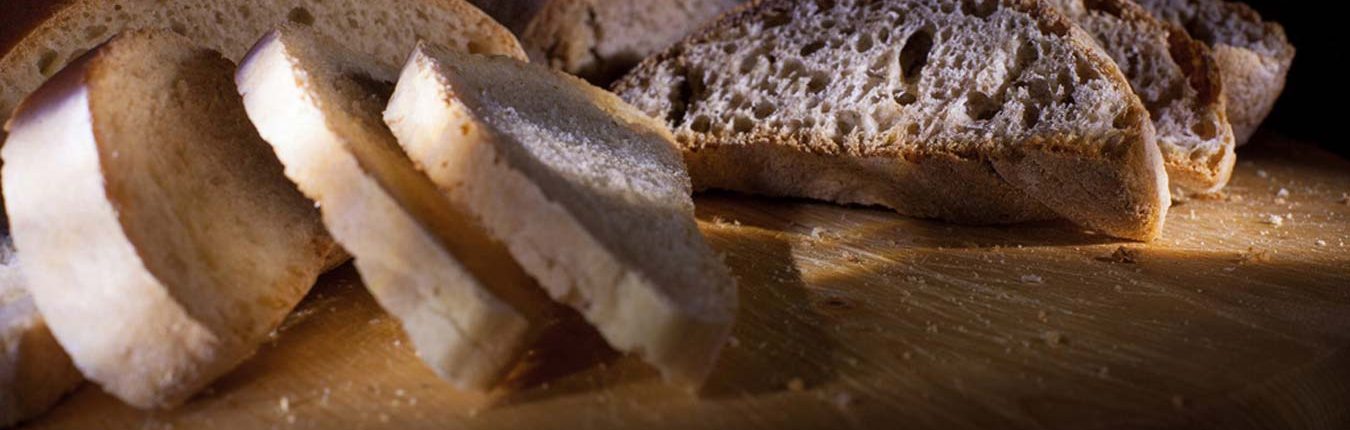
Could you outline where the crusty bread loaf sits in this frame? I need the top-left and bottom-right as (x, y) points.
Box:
(1047, 0), (1234, 193)
(1133, 0), (1294, 145)
(236, 26), (561, 390)
(1, 242), (81, 427)
(516, 0), (746, 84)
(1, 30), (338, 409)
(385, 45), (738, 386)
(0, 0), (523, 141)
(614, 0), (1170, 241)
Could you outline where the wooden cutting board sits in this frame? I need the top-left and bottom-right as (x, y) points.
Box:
(20, 135), (1350, 430)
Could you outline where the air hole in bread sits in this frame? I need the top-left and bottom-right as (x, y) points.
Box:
(821, 19), (836, 30)
(1023, 105), (1042, 129)
(691, 115), (712, 133)
(753, 103), (776, 119)
(733, 116), (754, 133)
(1113, 108), (1138, 130)
(36, 49), (59, 76)
(800, 40), (825, 57)
(807, 73), (827, 94)
(238, 5), (252, 19)
(961, 0), (997, 18)
(1192, 119), (1218, 141)
(169, 21), (188, 36)
(85, 25), (108, 41)
(893, 91), (917, 106)
(762, 10), (790, 30)
(779, 59), (805, 79)
(814, 0), (836, 12)
(899, 28), (934, 84)
(668, 72), (695, 126)
(836, 111), (860, 137)
(855, 34), (873, 52)
(1073, 56), (1098, 82)
(288, 7), (315, 26)
(965, 91), (1000, 121)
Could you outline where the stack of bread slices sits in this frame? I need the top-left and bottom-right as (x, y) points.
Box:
(0, 0), (1290, 425)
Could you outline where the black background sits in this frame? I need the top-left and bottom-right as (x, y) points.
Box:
(1237, 0), (1343, 157)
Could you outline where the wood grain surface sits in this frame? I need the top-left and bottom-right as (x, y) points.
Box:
(18, 134), (1350, 429)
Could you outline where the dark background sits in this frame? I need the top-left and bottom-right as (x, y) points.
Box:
(1238, 0), (1342, 157)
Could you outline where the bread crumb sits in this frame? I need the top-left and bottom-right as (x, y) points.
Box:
(279, 396), (290, 413)
(1097, 246), (1140, 264)
(810, 227), (826, 240)
(787, 378), (806, 392)
(1276, 188), (1289, 198)
(1256, 169), (1269, 178)
(286, 414), (296, 424)
(1262, 214), (1284, 227)
(1020, 274), (1044, 284)
(1340, 194), (1350, 205)
(1187, 209), (1196, 220)
(831, 391), (856, 409)
(1238, 247), (1272, 264)
(727, 336), (740, 348)
(1315, 239), (1327, 247)
(1041, 331), (1065, 347)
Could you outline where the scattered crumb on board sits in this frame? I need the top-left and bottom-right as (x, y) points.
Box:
(1097, 246), (1140, 264)
(787, 378), (806, 392)
(1019, 274), (1044, 284)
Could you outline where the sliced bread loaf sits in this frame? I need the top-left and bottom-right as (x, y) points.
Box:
(0, 0), (524, 140)
(1133, 0), (1294, 145)
(516, 0), (746, 85)
(1047, 0), (1234, 193)
(236, 26), (564, 390)
(1, 243), (81, 426)
(1, 30), (338, 409)
(384, 45), (738, 386)
(613, 0), (1170, 241)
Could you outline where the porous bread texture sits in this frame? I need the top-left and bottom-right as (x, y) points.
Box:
(0, 0), (524, 136)
(1133, 0), (1294, 145)
(1, 30), (335, 409)
(614, 0), (1169, 241)
(384, 45), (737, 385)
(1047, 0), (1234, 193)
(1, 244), (81, 427)
(236, 26), (560, 389)
(519, 0), (746, 85)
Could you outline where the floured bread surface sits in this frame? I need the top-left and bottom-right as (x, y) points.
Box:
(614, 0), (1168, 241)
(1048, 0), (1234, 193)
(385, 45), (737, 385)
(1133, 0), (1294, 145)
(236, 27), (561, 389)
(1, 30), (335, 409)
(1, 242), (81, 426)
(519, 0), (746, 85)
(0, 0), (525, 136)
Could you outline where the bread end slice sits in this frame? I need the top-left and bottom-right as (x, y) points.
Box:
(385, 44), (737, 386)
(237, 26), (566, 390)
(1, 252), (82, 426)
(2, 30), (335, 408)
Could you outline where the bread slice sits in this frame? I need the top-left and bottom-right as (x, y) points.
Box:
(1, 30), (338, 409)
(1047, 0), (1234, 193)
(1133, 0), (1294, 145)
(384, 45), (737, 386)
(613, 0), (1170, 241)
(1, 242), (81, 426)
(0, 0), (523, 141)
(516, 0), (746, 85)
(236, 26), (564, 390)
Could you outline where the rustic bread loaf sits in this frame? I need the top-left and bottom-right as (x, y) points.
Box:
(1047, 0), (1234, 193)
(1, 30), (338, 409)
(384, 45), (738, 386)
(236, 26), (559, 390)
(613, 0), (1170, 241)
(1133, 0), (1294, 145)
(515, 0), (746, 85)
(0, 0), (523, 141)
(1, 242), (81, 427)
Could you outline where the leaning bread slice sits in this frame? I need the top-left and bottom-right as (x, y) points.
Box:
(236, 27), (562, 389)
(516, 0), (746, 85)
(384, 45), (737, 386)
(613, 0), (1169, 241)
(1133, 0), (1294, 145)
(1, 30), (337, 409)
(1, 242), (81, 426)
(0, 0), (525, 141)
(1047, 0), (1234, 193)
